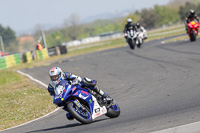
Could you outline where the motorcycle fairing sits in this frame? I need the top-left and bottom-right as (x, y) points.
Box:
(91, 95), (107, 119)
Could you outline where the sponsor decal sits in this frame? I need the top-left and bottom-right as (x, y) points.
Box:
(95, 112), (101, 117)
(72, 87), (76, 91)
(102, 107), (107, 113)
(58, 93), (62, 97)
(95, 108), (100, 113)
(89, 99), (92, 104)
(74, 100), (81, 108)
(79, 93), (89, 100)
(81, 91), (88, 95)
(74, 92), (78, 95)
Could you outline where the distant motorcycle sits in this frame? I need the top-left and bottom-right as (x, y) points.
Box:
(135, 32), (143, 48)
(126, 30), (136, 49)
(126, 30), (143, 49)
(188, 20), (199, 41)
(53, 80), (120, 124)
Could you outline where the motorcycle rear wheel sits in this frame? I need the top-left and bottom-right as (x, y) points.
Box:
(106, 101), (120, 118)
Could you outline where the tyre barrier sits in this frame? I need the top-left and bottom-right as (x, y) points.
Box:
(0, 53), (21, 70)
(58, 45), (68, 55)
(22, 51), (33, 63)
(48, 45), (68, 56)
(0, 46), (68, 70)
(36, 49), (49, 60)
(48, 46), (58, 56)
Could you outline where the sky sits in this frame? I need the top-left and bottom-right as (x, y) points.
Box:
(0, 0), (170, 35)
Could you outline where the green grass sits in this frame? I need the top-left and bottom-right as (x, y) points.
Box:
(68, 38), (125, 55)
(164, 34), (200, 43)
(148, 30), (185, 41)
(0, 71), (21, 85)
(0, 70), (56, 130)
(149, 24), (184, 34)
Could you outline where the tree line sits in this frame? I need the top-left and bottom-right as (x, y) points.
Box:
(0, 24), (17, 53)
(45, 0), (200, 47)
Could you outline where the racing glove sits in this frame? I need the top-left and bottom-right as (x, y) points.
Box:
(124, 33), (127, 38)
(71, 79), (80, 85)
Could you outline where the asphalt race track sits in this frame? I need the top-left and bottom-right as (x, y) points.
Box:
(3, 37), (200, 133)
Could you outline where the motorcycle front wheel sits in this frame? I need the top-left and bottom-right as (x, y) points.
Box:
(190, 30), (196, 42)
(67, 101), (92, 124)
(128, 39), (135, 49)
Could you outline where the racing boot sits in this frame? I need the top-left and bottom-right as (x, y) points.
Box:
(93, 86), (113, 103)
(82, 77), (113, 103)
(66, 113), (74, 120)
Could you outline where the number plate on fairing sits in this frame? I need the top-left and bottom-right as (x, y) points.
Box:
(91, 95), (107, 119)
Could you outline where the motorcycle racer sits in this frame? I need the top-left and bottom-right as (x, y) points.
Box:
(123, 18), (136, 42)
(47, 67), (111, 120)
(135, 22), (148, 40)
(185, 9), (199, 34)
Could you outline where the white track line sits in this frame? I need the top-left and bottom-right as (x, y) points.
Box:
(0, 70), (60, 132)
(17, 70), (48, 88)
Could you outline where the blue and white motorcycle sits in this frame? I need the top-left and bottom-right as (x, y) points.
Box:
(53, 80), (120, 124)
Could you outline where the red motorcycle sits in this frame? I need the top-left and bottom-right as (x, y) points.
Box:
(188, 20), (199, 41)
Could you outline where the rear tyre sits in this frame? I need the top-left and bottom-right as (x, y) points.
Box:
(106, 101), (120, 118)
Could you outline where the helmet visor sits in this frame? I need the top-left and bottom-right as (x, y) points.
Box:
(50, 75), (59, 81)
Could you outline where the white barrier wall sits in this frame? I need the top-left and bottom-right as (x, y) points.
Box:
(63, 32), (123, 47)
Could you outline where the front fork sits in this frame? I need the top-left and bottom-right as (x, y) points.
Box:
(62, 98), (84, 112)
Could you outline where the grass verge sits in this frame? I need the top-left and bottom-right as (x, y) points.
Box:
(0, 70), (56, 130)
(164, 34), (200, 43)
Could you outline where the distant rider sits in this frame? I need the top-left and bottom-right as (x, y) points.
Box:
(123, 18), (136, 41)
(135, 22), (148, 40)
(185, 9), (199, 34)
(47, 67), (111, 120)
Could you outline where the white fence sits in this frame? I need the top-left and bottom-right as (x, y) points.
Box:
(62, 32), (123, 47)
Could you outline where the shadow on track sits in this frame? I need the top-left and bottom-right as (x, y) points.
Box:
(25, 118), (109, 133)
(25, 123), (82, 133)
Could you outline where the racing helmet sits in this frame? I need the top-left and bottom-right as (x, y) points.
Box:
(136, 22), (140, 28)
(127, 18), (132, 24)
(49, 67), (64, 84)
(190, 9), (195, 17)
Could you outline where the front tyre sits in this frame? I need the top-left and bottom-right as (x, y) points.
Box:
(106, 101), (120, 118)
(190, 30), (196, 41)
(128, 39), (135, 49)
(67, 102), (92, 124)
(137, 38), (143, 48)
